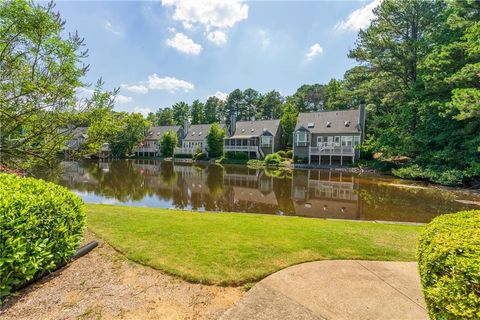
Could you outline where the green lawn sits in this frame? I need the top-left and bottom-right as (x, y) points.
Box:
(86, 204), (422, 285)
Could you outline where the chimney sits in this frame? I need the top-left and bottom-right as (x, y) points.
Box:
(229, 113), (236, 137)
(183, 119), (189, 137)
(359, 100), (366, 142)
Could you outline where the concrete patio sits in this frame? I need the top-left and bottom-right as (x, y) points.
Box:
(221, 260), (428, 320)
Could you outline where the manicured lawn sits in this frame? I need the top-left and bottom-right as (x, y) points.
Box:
(86, 204), (422, 285)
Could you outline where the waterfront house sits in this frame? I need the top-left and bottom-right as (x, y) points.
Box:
(224, 116), (283, 159)
(64, 127), (88, 151)
(293, 104), (365, 166)
(174, 123), (222, 156)
(135, 125), (183, 157)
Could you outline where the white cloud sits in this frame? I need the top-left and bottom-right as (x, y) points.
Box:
(104, 20), (122, 36)
(166, 32), (202, 55)
(257, 30), (270, 50)
(334, 0), (382, 32)
(207, 30), (227, 45)
(133, 107), (153, 116)
(122, 84), (149, 94)
(147, 73), (194, 93)
(305, 43), (324, 61)
(115, 95), (133, 104)
(162, 0), (248, 45)
(209, 91), (228, 101)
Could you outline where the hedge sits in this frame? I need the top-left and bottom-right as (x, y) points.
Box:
(417, 210), (480, 319)
(0, 174), (85, 299)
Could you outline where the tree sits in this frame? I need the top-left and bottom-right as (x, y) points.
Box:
(280, 102), (298, 147)
(204, 96), (224, 123)
(258, 90), (283, 119)
(191, 99), (205, 124)
(156, 107), (174, 126)
(291, 84), (327, 112)
(113, 113), (150, 156)
(160, 130), (177, 157)
(243, 88), (260, 120)
(0, 0), (88, 169)
(172, 101), (189, 125)
(206, 123), (225, 158)
(225, 89), (245, 121)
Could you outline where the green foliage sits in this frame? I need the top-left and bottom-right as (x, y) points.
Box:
(204, 96), (224, 124)
(0, 174), (85, 299)
(258, 90), (283, 119)
(193, 152), (207, 160)
(206, 123), (225, 158)
(264, 153), (283, 166)
(172, 101), (190, 126)
(276, 150), (286, 158)
(174, 153), (192, 159)
(190, 100), (205, 125)
(417, 210), (480, 319)
(160, 130), (177, 158)
(286, 150), (293, 159)
(0, 0), (88, 169)
(280, 102), (298, 147)
(150, 107), (174, 126)
(225, 151), (248, 160)
(393, 165), (465, 186)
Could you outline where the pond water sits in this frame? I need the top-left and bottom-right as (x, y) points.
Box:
(34, 159), (480, 223)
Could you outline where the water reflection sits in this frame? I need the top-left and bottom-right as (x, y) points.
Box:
(38, 159), (480, 223)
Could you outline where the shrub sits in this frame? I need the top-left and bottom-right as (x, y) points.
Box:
(393, 164), (465, 186)
(225, 151), (248, 160)
(264, 153), (283, 166)
(417, 210), (480, 319)
(174, 153), (192, 159)
(286, 150), (293, 159)
(160, 130), (178, 157)
(276, 150), (286, 158)
(206, 123), (225, 158)
(193, 152), (207, 160)
(0, 174), (85, 299)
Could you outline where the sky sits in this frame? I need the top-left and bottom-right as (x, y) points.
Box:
(54, 0), (381, 116)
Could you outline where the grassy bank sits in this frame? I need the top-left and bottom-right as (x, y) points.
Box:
(86, 204), (422, 285)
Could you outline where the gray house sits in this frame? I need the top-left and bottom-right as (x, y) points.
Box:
(174, 123), (221, 156)
(135, 125), (183, 157)
(293, 105), (365, 166)
(64, 127), (88, 151)
(224, 117), (283, 159)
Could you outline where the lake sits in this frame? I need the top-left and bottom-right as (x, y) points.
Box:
(34, 159), (480, 223)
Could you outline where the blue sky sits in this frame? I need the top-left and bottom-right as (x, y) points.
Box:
(55, 0), (380, 116)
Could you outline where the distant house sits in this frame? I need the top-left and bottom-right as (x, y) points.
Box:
(293, 105), (365, 166)
(224, 116), (283, 159)
(64, 127), (88, 151)
(174, 123), (222, 156)
(135, 125), (183, 157)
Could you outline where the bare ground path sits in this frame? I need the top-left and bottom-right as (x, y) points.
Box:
(0, 234), (243, 320)
(220, 260), (428, 320)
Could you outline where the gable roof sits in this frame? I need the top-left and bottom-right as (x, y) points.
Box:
(184, 124), (215, 141)
(145, 126), (181, 140)
(68, 127), (88, 139)
(231, 119), (281, 138)
(295, 109), (361, 134)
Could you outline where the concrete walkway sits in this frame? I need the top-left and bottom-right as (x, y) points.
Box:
(221, 260), (428, 320)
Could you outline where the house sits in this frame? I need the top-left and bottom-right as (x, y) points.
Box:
(293, 104), (366, 166)
(223, 116), (283, 159)
(174, 123), (221, 156)
(64, 127), (88, 151)
(135, 125), (183, 157)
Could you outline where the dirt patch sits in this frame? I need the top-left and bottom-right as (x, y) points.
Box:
(0, 232), (244, 320)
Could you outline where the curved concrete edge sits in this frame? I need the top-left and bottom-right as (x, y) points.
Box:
(221, 260), (428, 320)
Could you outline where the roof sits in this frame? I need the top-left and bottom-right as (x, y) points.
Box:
(183, 124), (214, 141)
(295, 109), (361, 134)
(232, 119), (281, 138)
(145, 126), (181, 140)
(69, 127), (88, 139)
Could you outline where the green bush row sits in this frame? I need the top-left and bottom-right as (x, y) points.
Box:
(417, 210), (480, 319)
(392, 164), (465, 186)
(225, 151), (249, 160)
(0, 174), (85, 299)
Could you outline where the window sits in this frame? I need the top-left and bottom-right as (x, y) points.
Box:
(261, 136), (272, 147)
(334, 136), (340, 146)
(341, 136), (354, 147)
(353, 136), (361, 146)
(296, 132), (307, 146)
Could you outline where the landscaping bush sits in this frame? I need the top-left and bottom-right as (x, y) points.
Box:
(0, 174), (85, 299)
(174, 153), (192, 159)
(193, 152), (207, 160)
(286, 150), (293, 159)
(393, 164), (465, 186)
(417, 210), (480, 319)
(276, 150), (286, 158)
(225, 151), (248, 160)
(264, 153), (283, 166)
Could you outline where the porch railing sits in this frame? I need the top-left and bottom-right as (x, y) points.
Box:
(224, 145), (259, 152)
(310, 145), (355, 155)
(174, 147), (200, 155)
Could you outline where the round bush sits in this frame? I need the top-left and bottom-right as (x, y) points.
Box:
(286, 150), (293, 159)
(276, 150), (286, 158)
(417, 210), (480, 319)
(264, 153), (283, 165)
(0, 174), (85, 299)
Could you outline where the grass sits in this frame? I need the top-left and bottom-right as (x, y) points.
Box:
(86, 204), (422, 286)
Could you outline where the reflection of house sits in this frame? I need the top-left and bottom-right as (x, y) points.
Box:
(60, 161), (94, 187)
(293, 105), (365, 166)
(291, 170), (360, 219)
(64, 127), (88, 151)
(174, 123), (219, 156)
(224, 116), (283, 159)
(135, 126), (183, 157)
